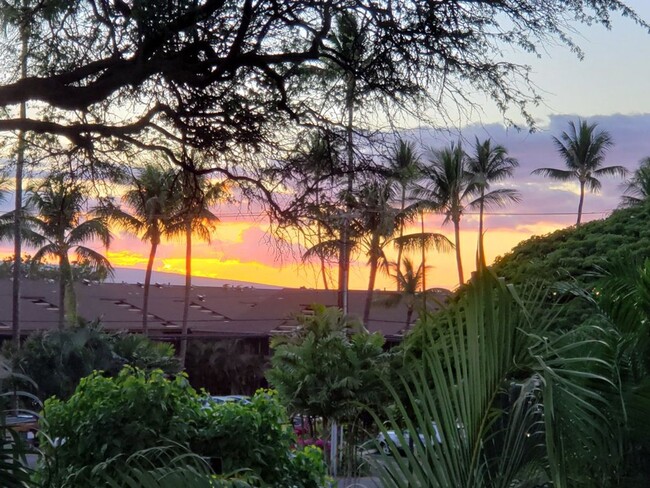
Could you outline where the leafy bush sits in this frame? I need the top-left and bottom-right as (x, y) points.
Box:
(39, 367), (202, 485)
(13, 323), (179, 400)
(38, 367), (327, 487)
(491, 201), (650, 286)
(194, 390), (327, 487)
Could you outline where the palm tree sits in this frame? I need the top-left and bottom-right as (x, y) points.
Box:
(171, 166), (225, 368)
(26, 175), (112, 328)
(533, 119), (626, 225)
(103, 164), (177, 335)
(290, 131), (342, 290)
(419, 143), (473, 286)
(388, 139), (423, 280)
(467, 138), (520, 267)
(380, 257), (427, 329)
(620, 157), (650, 207)
(355, 181), (397, 324)
(11, 17), (28, 352)
(326, 11), (367, 313)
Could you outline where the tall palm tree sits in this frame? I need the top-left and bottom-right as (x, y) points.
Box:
(326, 11), (367, 313)
(419, 143), (473, 286)
(388, 139), (423, 279)
(12, 22), (28, 352)
(171, 166), (225, 368)
(467, 138), (520, 267)
(26, 175), (112, 328)
(102, 164), (177, 335)
(620, 157), (650, 208)
(533, 119), (626, 225)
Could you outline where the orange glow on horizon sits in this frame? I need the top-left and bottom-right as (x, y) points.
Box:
(102, 219), (570, 291)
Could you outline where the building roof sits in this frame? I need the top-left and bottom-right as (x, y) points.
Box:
(0, 279), (450, 341)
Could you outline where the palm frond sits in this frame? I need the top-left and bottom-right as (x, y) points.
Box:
(531, 168), (575, 180)
(302, 239), (343, 261)
(393, 232), (453, 253)
(470, 188), (522, 210)
(371, 272), (618, 487)
(74, 247), (114, 277)
(593, 164), (627, 178)
(67, 218), (112, 248)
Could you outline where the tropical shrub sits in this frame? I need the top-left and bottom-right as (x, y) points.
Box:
(195, 390), (327, 487)
(374, 271), (621, 487)
(491, 201), (650, 286)
(38, 367), (327, 487)
(267, 305), (389, 424)
(112, 333), (181, 375)
(16, 324), (117, 400)
(267, 305), (390, 477)
(14, 323), (179, 400)
(39, 367), (202, 485)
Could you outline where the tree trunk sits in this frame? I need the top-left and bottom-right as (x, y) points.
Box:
(576, 180), (585, 225)
(454, 217), (464, 286)
(363, 233), (381, 324)
(12, 19), (28, 349)
(142, 239), (158, 335)
(337, 234), (347, 309)
(58, 255), (66, 330)
(338, 77), (355, 314)
(420, 210), (427, 309)
(405, 306), (413, 330)
(180, 221), (192, 368)
(316, 187), (328, 290)
(63, 254), (77, 326)
(477, 189), (486, 269)
(395, 185), (406, 288)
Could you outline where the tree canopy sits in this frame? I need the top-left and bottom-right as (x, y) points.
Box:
(0, 0), (644, 161)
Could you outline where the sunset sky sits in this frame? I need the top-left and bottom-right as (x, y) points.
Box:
(3, 1), (650, 291)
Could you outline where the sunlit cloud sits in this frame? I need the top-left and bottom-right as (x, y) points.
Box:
(106, 250), (148, 267)
(548, 182), (581, 196)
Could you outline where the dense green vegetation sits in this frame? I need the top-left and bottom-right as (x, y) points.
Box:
(8, 323), (179, 400)
(491, 201), (650, 286)
(38, 368), (327, 487)
(374, 269), (650, 487)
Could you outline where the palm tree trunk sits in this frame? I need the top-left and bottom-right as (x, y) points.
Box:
(395, 185), (406, 287)
(316, 187), (329, 290)
(576, 180), (586, 225)
(420, 210), (426, 309)
(478, 189), (486, 269)
(58, 255), (66, 330)
(180, 221), (192, 368)
(363, 233), (381, 324)
(63, 254), (77, 326)
(454, 217), (464, 285)
(58, 253), (76, 328)
(405, 306), (413, 330)
(338, 77), (355, 314)
(12, 20), (28, 349)
(142, 239), (158, 335)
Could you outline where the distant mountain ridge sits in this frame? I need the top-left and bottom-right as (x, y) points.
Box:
(107, 267), (281, 289)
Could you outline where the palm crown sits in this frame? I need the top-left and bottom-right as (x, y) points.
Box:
(533, 119), (626, 225)
(27, 175), (112, 327)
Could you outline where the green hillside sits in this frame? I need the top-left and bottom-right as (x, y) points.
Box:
(490, 202), (650, 285)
